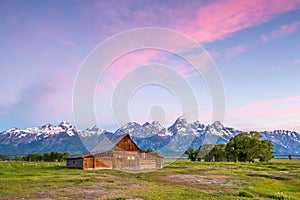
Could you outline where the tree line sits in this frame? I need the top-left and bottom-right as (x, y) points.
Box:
(0, 151), (71, 162)
(185, 131), (274, 162)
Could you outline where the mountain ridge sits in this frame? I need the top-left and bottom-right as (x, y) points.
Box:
(1, 118), (299, 156)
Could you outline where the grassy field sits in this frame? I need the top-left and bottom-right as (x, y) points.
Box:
(0, 160), (299, 200)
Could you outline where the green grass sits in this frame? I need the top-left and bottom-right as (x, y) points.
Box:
(0, 160), (299, 199)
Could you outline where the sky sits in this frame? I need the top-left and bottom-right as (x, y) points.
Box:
(0, 0), (300, 133)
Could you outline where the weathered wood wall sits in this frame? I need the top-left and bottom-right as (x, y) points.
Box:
(66, 135), (163, 170)
(94, 157), (112, 169)
(67, 152), (163, 170)
(115, 135), (140, 151)
(112, 151), (139, 169)
(139, 159), (156, 169)
(66, 158), (84, 169)
(83, 157), (94, 169)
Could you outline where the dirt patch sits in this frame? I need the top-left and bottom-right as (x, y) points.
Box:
(127, 199), (145, 200)
(0, 193), (56, 200)
(81, 185), (108, 195)
(0, 185), (121, 200)
(165, 174), (245, 186)
(121, 183), (144, 188)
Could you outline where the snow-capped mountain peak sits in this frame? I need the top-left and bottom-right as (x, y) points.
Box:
(211, 121), (224, 129)
(59, 121), (73, 129)
(78, 125), (106, 137)
(0, 118), (299, 156)
(3, 127), (20, 134)
(174, 116), (188, 127)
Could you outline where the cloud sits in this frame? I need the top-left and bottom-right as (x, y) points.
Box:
(183, 0), (300, 42)
(226, 96), (300, 132)
(0, 67), (77, 128)
(229, 96), (300, 113)
(95, 49), (205, 94)
(218, 20), (300, 59)
(224, 44), (249, 59)
(77, 0), (300, 43)
(0, 83), (56, 127)
(261, 21), (300, 42)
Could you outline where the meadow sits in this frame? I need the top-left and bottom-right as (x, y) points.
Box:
(0, 159), (299, 200)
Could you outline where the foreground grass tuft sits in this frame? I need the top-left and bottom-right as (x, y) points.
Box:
(239, 191), (254, 198)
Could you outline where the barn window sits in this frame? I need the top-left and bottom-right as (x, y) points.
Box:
(131, 156), (135, 160)
(127, 156), (131, 160)
(72, 161), (75, 164)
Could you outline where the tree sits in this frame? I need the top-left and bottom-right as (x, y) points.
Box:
(63, 152), (71, 160)
(199, 144), (214, 161)
(257, 140), (274, 162)
(24, 153), (43, 162)
(212, 144), (227, 162)
(288, 154), (292, 160)
(200, 144), (227, 162)
(185, 131), (274, 163)
(184, 147), (197, 161)
(0, 154), (9, 161)
(43, 152), (51, 161)
(144, 149), (161, 156)
(226, 131), (274, 162)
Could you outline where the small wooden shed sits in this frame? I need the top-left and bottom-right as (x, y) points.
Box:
(66, 133), (163, 170)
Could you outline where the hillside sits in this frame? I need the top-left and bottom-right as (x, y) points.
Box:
(0, 117), (299, 156)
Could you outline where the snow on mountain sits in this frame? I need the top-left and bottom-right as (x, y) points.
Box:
(78, 125), (105, 137)
(115, 121), (166, 138)
(115, 122), (142, 136)
(168, 116), (197, 136)
(77, 126), (112, 152)
(0, 117), (299, 156)
(260, 130), (300, 155)
(0, 122), (87, 155)
(206, 121), (240, 138)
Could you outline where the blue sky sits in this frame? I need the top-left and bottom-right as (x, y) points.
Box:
(0, 0), (300, 132)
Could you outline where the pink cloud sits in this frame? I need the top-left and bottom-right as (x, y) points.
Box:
(225, 44), (249, 59)
(236, 105), (300, 131)
(226, 96), (300, 132)
(95, 49), (204, 94)
(255, 106), (300, 117)
(78, 0), (300, 44)
(229, 95), (300, 114)
(292, 58), (300, 65)
(96, 49), (160, 92)
(182, 0), (300, 42)
(261, 21), (300, 42)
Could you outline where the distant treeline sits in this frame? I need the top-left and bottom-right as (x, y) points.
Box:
(185, 131), (274, 162)
(0, 151), (70, 162)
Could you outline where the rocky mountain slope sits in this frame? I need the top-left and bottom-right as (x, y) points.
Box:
(0, 117), (299, 156)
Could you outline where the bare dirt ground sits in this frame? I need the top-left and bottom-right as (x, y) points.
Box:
(162, 174), (246, 186)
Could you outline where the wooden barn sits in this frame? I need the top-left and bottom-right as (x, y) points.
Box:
(66, 133), (163, 170)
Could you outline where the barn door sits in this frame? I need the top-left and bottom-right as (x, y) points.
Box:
(114, 156), (122, 169)
(86, 158), (94, 169)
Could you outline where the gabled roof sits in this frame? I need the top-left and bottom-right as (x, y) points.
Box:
(68, 133), (142, 159)
(91, 133), (134, 153)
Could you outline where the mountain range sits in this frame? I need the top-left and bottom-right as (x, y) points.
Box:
(0, 117), (299, 157)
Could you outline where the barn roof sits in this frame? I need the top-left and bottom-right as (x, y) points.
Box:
(91, 133), (138, 153)
(69, 133), (141, 158)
